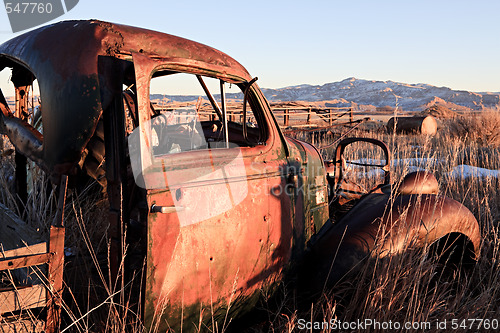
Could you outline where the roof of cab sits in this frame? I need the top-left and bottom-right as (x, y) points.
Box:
(0, 20), (252, 174)
(0, 20), (251, 81)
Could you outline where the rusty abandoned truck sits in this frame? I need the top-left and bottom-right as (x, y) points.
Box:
(0, 20), (480, 331)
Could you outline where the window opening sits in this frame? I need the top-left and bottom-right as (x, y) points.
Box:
(127, 72), (266, 189)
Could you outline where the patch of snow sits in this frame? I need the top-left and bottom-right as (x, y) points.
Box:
(349, 158), (441, 168)
(347, 159), (499, 180)
(449, 165), (500, 179)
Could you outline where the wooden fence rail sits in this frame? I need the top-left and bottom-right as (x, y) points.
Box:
(153, 104), (356, 128)
(272, 107), (354, 127)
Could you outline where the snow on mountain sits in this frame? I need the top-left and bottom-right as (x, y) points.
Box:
(261, 78), (500, 111)
(150, 78), (500, 111)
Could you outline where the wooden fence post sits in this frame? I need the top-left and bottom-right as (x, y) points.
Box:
(45, 175), (68, 333)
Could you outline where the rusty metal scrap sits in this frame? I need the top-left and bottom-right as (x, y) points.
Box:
(387, 115), (438, 135)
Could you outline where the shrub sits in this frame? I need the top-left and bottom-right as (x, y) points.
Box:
(446, 110), (500, 147)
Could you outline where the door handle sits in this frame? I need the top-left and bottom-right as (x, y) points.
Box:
(287, 172), (298, 188)
(150, 204), (185, 214)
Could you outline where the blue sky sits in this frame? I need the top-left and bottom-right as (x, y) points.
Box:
(1, 0), (499, 94)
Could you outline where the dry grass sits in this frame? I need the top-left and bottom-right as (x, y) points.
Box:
(1, 110), (499, 332)
(447, 110), (500, 147)
(270, 113), (500, 332)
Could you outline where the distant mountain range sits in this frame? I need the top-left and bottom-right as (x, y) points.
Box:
(152, 77), (500, 111)
(260, 78), (500, 111)
(4, 78), (496, 113)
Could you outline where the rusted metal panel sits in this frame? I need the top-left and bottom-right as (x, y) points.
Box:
(142, 140), (293, 331)
(301, 192), (481, 295)
(397, 171), (439, 195)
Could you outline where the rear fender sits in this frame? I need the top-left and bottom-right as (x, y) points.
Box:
(301, 192), (480, 292)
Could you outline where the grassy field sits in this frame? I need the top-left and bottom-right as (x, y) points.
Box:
(266, 110), (500, 332)
(0, 110), (499, 332)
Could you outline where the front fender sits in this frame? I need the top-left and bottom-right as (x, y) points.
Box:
(300, 192), (480, 293)
(376, 194), (480, 257)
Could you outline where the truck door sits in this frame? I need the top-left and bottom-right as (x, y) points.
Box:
(129, 57), (289, 330)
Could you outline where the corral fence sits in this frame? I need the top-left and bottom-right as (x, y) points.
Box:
(153, 104), (360, 129)
(272, 106), (354, 128)
(151, 104), (369, 151)
(271, 107), (372, 151)
(153, 104), (258, 123)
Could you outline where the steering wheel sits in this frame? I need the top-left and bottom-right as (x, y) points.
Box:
(333, 137), (391, 196)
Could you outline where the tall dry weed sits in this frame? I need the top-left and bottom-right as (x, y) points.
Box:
(446, 110), (500, 147)
(277, 117), (499, 332)
(1, 110), (499, 332)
